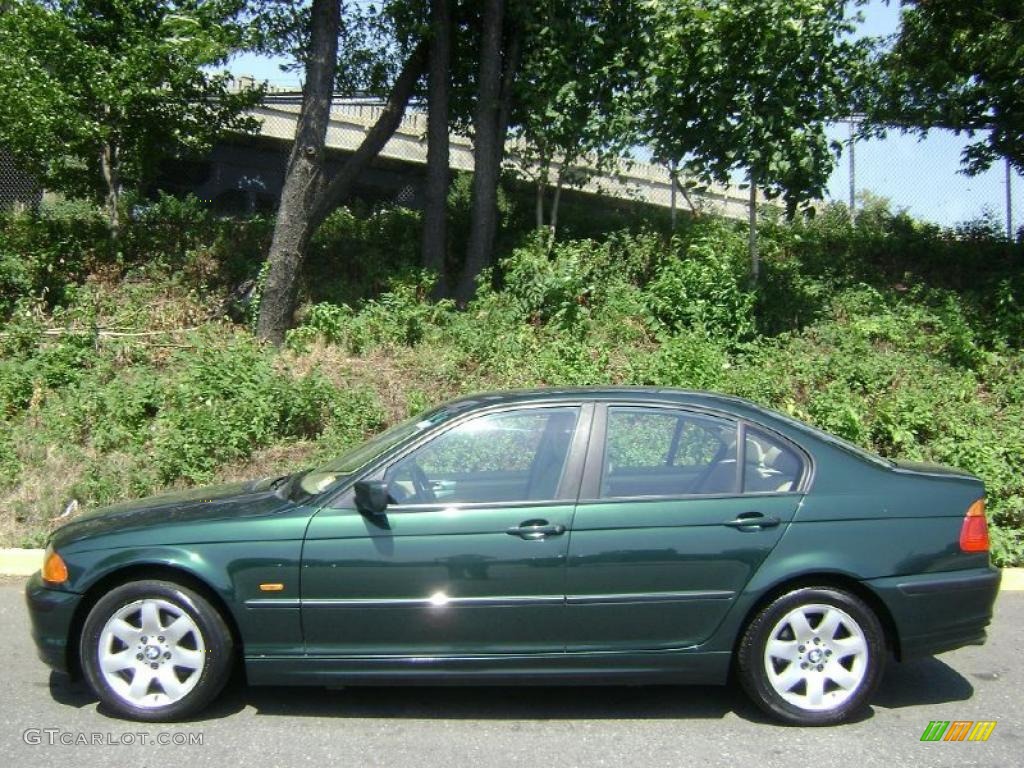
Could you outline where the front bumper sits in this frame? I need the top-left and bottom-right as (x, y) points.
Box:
(867, 566), (1001, 660)
(25, 571), (82, 673)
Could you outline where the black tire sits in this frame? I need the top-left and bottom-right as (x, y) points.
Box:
(80, 579), (233, 721)
(737, 586), (885, 726)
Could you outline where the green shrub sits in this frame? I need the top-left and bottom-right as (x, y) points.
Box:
(0, 206), (109, 316)
(643, 225), (756, 342)
(151, 336), (335, 484)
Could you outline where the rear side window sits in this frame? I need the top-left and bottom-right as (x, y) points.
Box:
(744, 428), (804, 493)
(600, 407), (739, 498)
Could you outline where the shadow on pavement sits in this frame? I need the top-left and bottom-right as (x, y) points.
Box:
(873, 656), (974, 709)
(49, 653), (975, 724)
(216, 681), (766, 722)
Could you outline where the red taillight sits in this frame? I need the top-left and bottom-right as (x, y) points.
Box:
(960, 498), (989, 553)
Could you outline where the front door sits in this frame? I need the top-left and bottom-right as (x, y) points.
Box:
(302, 404), (589, 655)
(565, 405), (806, 652)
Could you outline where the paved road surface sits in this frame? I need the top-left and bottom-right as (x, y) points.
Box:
(1, 580), (1020, 768)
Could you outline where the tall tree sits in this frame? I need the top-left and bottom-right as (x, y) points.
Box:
(511, 0), (641, 239)
(871, 0), (1023, 175)
(455, 0), (507, 304)
(640, 0), (870, 277)
(0, 0), (261, 230)
(256, 1), (428, 344)
(256, 0), (341, 345)
(421, 0), (452, 295)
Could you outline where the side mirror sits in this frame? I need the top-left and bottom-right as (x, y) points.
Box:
(354, 480), (389, 515)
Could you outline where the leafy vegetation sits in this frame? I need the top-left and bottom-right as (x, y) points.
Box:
(1, 196), (1022, 566)
(0, 0), (261, 227)
(870, 0), (1024, 175)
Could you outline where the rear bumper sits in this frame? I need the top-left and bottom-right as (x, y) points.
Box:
(25, 571), (82, 673)
(866, 567), (1001, 660)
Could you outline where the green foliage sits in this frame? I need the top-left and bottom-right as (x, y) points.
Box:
(512, 0), (643, 208)
(0, 0), (261, 210)
(0, 430), (19, 490)
(150, 336), (333, 484)
(640, 0), (873, 208)
(3, 196), (1024, 567)
(0, 206), (110, 315)
(304, 205), (424, 307)
(626, 332), (729, 391)
(870, 1), (1024, 175)
(643, 228), (756, 342)
(288, 272), (452, 354)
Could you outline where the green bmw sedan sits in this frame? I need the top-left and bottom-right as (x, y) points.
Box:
(25, 387), (1000, 725)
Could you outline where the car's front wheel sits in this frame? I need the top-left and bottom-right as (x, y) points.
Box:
(80, 579), (233, 721)
(737, 586), (885, 725)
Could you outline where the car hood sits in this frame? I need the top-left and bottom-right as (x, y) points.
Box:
(50, 477), (303, 550)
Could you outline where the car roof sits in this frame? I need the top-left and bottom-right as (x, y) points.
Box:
(443, 386), (771, 418)
(443, 386), (898, 470)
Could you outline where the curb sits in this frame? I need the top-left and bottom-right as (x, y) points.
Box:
(0, 548), (44, 576)
(2, 548), (1024, 589)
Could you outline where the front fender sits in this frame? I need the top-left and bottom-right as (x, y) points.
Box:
(65, 539), (305, 658)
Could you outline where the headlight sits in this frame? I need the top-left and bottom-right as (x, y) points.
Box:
(42, 544), (69, 585)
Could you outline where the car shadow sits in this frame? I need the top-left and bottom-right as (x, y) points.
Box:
(49, 654), (974, 724)
(214, 681), (766, 722)
(873, 656), (975, 709)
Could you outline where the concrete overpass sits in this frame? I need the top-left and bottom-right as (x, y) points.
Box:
(194, 96), (755, 220)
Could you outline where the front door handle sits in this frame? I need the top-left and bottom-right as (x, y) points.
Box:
(507, 519), (566, 540)
(723, 512), (781, 530)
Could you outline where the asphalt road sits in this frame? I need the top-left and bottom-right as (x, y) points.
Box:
(1, 579), (1021, 768)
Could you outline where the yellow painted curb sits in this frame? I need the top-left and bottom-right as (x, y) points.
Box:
(1000, 568), (1024, 591)
(1, 547), (1023, 588)
(0, 548), (43, 576)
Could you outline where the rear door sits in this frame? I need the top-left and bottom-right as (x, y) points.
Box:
(564, 403), (806, 652)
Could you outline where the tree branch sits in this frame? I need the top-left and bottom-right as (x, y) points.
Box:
(310, 39), (429, 230)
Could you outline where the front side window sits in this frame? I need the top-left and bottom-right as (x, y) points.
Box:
(299, 400), (478, 495)
(385, 407), (580, 505)
(601, 407), (739, 498)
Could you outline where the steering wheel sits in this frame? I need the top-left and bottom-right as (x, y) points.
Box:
(409, 461), (436, 503)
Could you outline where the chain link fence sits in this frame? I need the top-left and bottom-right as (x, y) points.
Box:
(825, 119), (1023, 236)
(0, 146), (41, 212)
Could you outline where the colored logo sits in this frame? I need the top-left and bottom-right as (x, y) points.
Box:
(920, 721), (997, 742)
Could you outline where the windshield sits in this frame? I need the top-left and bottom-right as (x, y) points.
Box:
(296, 400), (477, 496)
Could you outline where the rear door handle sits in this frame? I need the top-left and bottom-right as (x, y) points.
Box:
(507, 520), (566, 540)
(723, 512), (781, 530)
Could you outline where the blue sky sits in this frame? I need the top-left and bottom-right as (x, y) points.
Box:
(226, 0), (1021, 230)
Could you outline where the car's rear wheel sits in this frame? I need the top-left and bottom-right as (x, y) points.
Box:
(737, 586), (885, 725)
(80, 579), (233, 721)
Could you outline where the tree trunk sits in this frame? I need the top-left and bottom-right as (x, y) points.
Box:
(421, 0), (452, 298)
(495, 14), (521, 160)
(256, 0), (340, 345)
(549, 169), (564, 243)
(748, 177), (759, 284)
(99, 141), (120, 234)
(535, 174), (545, 230)
(309, 41), (427, 229)
(455, 0), (505, 305)
(256, 3), (427, 345)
